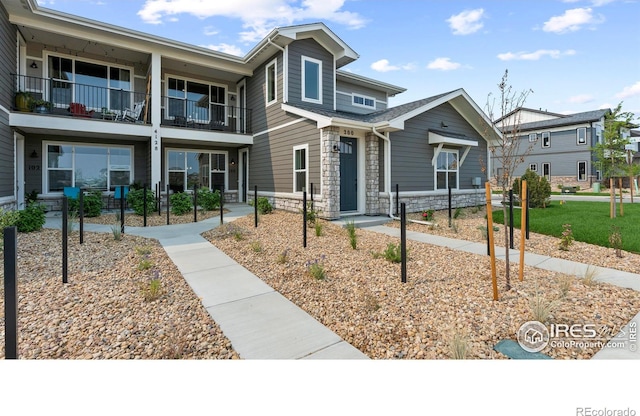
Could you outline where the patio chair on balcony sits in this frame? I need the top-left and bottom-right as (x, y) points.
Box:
(68, 103), (95, 118)
(121, 101), (144, 122)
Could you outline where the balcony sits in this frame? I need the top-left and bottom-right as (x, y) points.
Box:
(12, 74), (151, 124)
(160, 96), (252, 134)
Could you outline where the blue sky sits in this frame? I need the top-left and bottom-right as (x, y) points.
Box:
(36, 0), (640, 118)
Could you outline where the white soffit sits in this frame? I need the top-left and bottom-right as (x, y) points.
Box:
(428, 131), (478, 147)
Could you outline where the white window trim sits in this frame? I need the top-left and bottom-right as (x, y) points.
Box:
(165, 148), (229, 192)
(352, 93), (376, 109)
(43, 141), (134, 195)
(265, 58), (277, 107)
(434, 148), (459, 190)
(529, 163), (537, 172)
(577, 161), (587, 182)
(293, 144), (309, 193)
(528, 133), (537, 142)
(301, 56), (322, 105)
(165, 73), (228, 122)
(542, 132), (550, 148)
(577, 127), (587, 145)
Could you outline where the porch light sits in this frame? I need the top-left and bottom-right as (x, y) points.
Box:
(30, 150), (38, 159)
(441, 121), (448, 128)
(30, 61), (38, 69)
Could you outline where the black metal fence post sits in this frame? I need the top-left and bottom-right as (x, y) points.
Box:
(4, 226), (18, 359)
(448, 186), (452, 228)
(193, 184), (198, 223)
(166, 184), (170, 225)
(157, 182), (161, 216)
(254, 185), (258, 228)
(310, 182), (314, 211)
(120, 185), (125, 234)
(62, 196), (68, 284)
(79, 188), (84, 244)
(143, 186), (148, 227)
(303, 190), (307, 248)
(401, 202), (407, 283)
(395, 184), (399, 217)
(220, 188), (224, 225)
(526, 187), (530, 240)
(509, 189), (514, 249)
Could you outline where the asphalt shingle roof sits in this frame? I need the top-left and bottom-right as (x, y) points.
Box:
(516, 109), (609, 131)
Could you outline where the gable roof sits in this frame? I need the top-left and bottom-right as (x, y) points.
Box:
(516, 109), (610, 131)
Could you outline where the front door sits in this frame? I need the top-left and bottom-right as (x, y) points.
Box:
(240, 149), (248, 202)
(340, 137), (357, 211)
(16, 133), (25, 209)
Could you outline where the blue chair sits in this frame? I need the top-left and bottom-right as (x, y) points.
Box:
(63, 186), (80, 200)
(111, 185), (129, 210)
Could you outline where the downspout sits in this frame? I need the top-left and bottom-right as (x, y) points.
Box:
(372, 126), (396, 218)
(267, 38), (287, 103)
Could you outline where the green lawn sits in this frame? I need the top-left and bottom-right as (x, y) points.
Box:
(492, 201), (640, 253)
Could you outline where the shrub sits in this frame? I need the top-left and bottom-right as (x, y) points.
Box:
(301, 202), (318, 226)
(127, 188), (156, 216)
(513, 169), (551, 208)
(558, 223), (574, 251)
(382, 243), (402, 263)
(253, 197), (273, 214)
(68, 190), (103, 217)
(0, 209), (20, 228)
(421, 209), (435, 221)
(16, 203), (46, 232)
(170, 192), (193, 215)
(196, 188), (221, 211)
(315, 222), (323, 236)
(306, 256), (326, 280)
(111, 224), (122, 241)
(609, 225), (623, 258)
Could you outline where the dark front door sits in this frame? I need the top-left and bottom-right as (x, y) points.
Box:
(340, 137), (357, 211)
(242, 151), (248, 202)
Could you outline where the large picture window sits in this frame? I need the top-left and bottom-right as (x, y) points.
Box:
(46, 143), (132, 192)
(436, 150), (458, 190)
(293, 145), (308, 193)
(167, 150), (227, 193)
(167, 76), (226, 123)
(302, 56), (322, 104)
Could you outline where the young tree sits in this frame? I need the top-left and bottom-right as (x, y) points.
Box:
(592, 102), (637, 218)
(483, 70), (534, 291)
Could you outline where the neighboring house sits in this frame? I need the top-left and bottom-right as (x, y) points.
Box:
(492, 107), (609, 189)
(0, 0), (500, 219)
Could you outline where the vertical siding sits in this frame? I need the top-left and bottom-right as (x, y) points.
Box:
(287, 39), (334, 111)
(0, 3), (15, 198)
(390, 102), (488, 191)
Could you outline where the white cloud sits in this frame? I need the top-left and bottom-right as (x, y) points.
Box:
(427, 57), (461, 71)
(371, 59), (399, 72)
(137, 0), (367, 42)
(615, 81), (640, 99)
(447, 8), (485, 35)
(203, 26), (219, 36)
(568, 94), (594, 104)
(203, 43), (244, 56)
(497, 49), (576, 61)
(542, 8), (604, 33)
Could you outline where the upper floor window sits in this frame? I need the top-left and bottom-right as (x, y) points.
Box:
(353, 94), (375, 109)
(302, 56), (322, 104)
(266, 59), (277, 106)
(542, 132), (550, 148)
(528, 133), (537, 142)
(577, 127), (587, 145)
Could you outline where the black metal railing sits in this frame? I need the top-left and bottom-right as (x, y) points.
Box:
(12, 74), (151, 124)
(161, 96), (252, 134)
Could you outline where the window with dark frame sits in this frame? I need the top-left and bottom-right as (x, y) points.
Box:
(542, 132), (550, 148)
(577, 127), (587, 145)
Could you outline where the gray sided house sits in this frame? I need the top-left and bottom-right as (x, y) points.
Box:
(0, 0), (499, 219)
(492, 107), (609, 189)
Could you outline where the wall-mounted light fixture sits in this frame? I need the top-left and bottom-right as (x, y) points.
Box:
(230, 158), (236, 166)
(230, 95), (236, 102)
(30, 61), (38, 69)
(441, 121), (448, 128)
(332, 144), (340, 152)
(30, 150), (38, 159)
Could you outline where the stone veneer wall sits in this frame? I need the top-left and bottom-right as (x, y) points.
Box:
(365, 133), (379, 215)
(0, 199), (16, 212)
(378, 189), (487, 216)
(320, 126), (341, 219)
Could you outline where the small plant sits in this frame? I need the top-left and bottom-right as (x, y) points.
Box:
(140, 271), (163, 302)
(68, 190), (103, 217)
(421, 209), (435, 221)
(529, 290), (558, 323)
(381, 242), (402, 263)
(315, 222), (323, 236)
(251, 197), (273, 214)
(453, 207), (463, 219)
(301, 202), (318, 226)
(306, 256), (326, 280)
(558, 275), (573, 298)
(138, 257), (154, 271)
(609, 225), (623, 258)
(16, 203), (46, 232)
(170, 192), (193, 215)
(127, 188), (156, 216)
(345, 220), (357, 249)
(0, 209), (20, 228)
(196, 187), (221, 211)
(451, 219), (458, 234)
(448, 328), (470, 360)
(136, 246), (152, 256)
(558, 223), (574, 251)
(111, 224), (122, 241)
(250, 240), (263, 253)
(233, 231), (244, 241)
(582, 266), (599, 286)
(66, 211), (78, 233)
(276, 249), (289, 264)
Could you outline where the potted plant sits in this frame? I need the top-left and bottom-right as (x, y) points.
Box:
(14, 91), (34, 112)
(31, 99), (53, 114)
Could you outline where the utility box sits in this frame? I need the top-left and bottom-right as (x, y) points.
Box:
(472, 177), (482, 187)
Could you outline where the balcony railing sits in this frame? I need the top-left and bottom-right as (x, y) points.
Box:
(161, 96), (252, 134)
(12, 74), (151, 124)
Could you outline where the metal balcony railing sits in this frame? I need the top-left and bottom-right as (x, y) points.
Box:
(12, 74), (151, 124)
(161, 96), (252, 134)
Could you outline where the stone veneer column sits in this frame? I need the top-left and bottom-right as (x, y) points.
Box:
(321, 127), (341, 219)
(365, 133), (379, 215)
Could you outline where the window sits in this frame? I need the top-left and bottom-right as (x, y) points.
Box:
(577, 127), (587, 145)
(596, 170), (601, 181)
(353, 94), (375, 109)
(266, 59), (277, 105)
(167, 150), (226, 193)
(542, 163), (550, 181)
(167, 76), (226, 123)
(528, 133), (537, 142)
(46, 143), (132, 193)
(302, 56), (322, 104)
(578, 161), (587, 181)
(293, 145), (308, 192)
(542, 132), (550, 148)
(529, 163), (537, 172)
(435, 150), (458, 190)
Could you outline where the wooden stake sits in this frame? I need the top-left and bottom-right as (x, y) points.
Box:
(485, 182), (498, 301)
(610, 177), (614, 218)
(519, 180), (527, 282)
(619, 177), (624, 217)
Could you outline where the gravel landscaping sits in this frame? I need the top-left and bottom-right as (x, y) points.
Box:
(2, 205), (639, 360)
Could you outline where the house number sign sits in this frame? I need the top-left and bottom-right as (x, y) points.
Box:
(343, 129), (354, 136)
